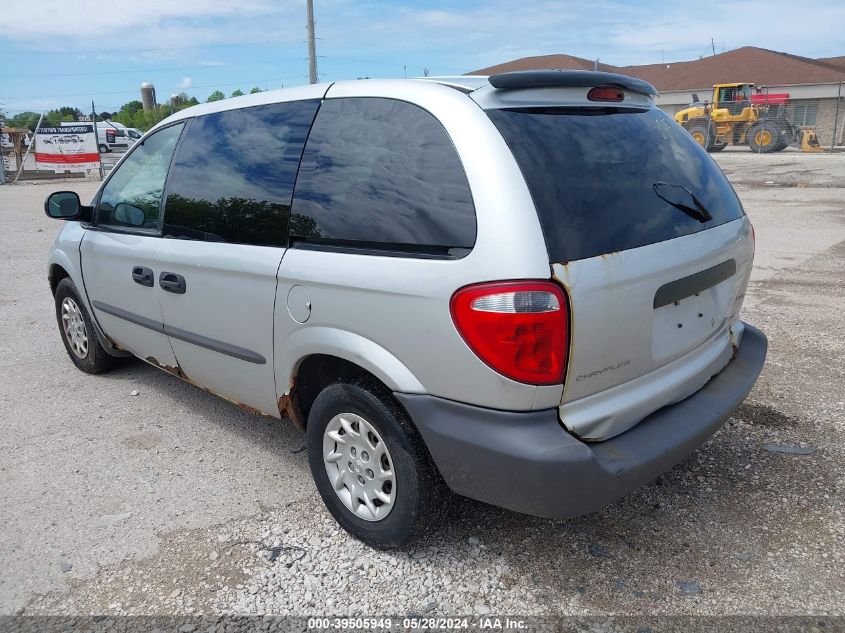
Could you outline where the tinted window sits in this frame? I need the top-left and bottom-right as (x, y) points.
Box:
(97, 122), (184, 232)
(163, 99), (320, 246)
(290, 98), (475, 254)
(487, 107), (744, 262)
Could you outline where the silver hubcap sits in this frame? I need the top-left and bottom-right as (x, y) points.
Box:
(61, 297), (88, 359)
(322, 413), (396, 521)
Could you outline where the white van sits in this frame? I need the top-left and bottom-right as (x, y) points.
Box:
(61, 121), (136, 153)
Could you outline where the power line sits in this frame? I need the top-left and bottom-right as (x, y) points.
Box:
(0, 40), (300, 57)
(0, 58), (297, 79)
(11, 76), (307, 101)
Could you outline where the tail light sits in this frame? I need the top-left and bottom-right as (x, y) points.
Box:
(450, 281), (569, 385)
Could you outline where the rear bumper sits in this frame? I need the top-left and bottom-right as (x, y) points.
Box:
(396, 323), (767, 518)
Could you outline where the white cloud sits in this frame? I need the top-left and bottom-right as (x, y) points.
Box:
(179, 76), (193, 89)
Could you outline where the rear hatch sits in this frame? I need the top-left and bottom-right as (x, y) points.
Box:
(486, 99), (753, 440)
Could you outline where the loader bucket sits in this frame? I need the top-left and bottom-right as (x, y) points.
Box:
(801, 129), (823, 153)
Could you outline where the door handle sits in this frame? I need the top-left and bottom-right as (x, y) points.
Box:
(131, 266), (154, 287)
(159, 272), (186, 294)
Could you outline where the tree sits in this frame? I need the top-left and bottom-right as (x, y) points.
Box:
(249, 87), (263, 94)
(119, 100), (143, 116)
(58, 106), (83, 120)
(207, 90), (225, 102)
(99, 111), (113, 120)
(8, 111), (42, 131)
(231, 89), (244, 97)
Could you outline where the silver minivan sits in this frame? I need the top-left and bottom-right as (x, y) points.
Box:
(45, 71), (767, 548)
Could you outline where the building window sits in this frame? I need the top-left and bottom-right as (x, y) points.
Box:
(790, 103), (818, 126)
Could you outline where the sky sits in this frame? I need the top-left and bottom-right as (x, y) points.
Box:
(1, 0), (844, 115)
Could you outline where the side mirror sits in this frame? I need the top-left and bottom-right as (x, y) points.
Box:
(44, 191), (92, 222)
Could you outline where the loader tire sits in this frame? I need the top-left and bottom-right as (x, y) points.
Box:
(686, 123), (714, 149)
(747, 121), (781, 153)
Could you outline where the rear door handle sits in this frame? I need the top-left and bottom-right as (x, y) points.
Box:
(159, 272), (186, 294)
(131, 266), (154, 287)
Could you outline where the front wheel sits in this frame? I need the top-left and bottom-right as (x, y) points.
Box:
(747, 122), (782, 153)
(54, 278), (113, 374)
(306, 381), (443, 548)
(685, 123), (714, 149)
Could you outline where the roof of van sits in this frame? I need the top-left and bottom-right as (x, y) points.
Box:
(156, 71), (654, 129)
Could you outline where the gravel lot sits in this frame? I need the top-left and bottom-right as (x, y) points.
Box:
(1, 152), (843, 619)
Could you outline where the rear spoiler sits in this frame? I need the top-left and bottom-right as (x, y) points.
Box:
(488, 70), (658, 97)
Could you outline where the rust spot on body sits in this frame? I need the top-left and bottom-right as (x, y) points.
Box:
(234, 401), (274, 417)
(145, 356), (187, 379)
(145, 356), (275, 418)
(278, 376), (306, 430)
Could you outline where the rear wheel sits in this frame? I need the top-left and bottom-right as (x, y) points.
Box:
(98, 144), (109, 153)
(54, 278), (113, 374)
(306, 381), (443, 548)
(747, 121), (782, 153)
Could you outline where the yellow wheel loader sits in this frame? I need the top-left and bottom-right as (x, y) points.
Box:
(674, 83), (822, 153)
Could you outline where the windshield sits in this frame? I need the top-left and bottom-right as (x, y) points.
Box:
(487, 106), (745, 262)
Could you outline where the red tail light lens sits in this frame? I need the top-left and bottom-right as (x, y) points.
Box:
(450, 281), (569, 385)
(587, 86), (624, 102)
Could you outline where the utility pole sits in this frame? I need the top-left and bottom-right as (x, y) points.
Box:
(306, 0), (318, 84)
(92, 101), (104, 180)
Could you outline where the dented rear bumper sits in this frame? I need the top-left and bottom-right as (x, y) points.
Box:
(396, 323), (767, 518)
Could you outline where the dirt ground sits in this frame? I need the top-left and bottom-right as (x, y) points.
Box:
(0, 151), (843, 620)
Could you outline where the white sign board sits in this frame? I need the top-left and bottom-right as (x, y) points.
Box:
(35, 125), (100, 172)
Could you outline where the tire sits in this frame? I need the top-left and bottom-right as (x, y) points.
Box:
(685, 122), (714, 149)
(747, 121), (782, 153)
(54, 278), (113, 374)
(98, 144), (109, 153)
(706, 144), (726, 153)
(306, 380), (444, 549)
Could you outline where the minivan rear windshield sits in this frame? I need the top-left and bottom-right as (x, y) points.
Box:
(486, 107), (744, 263)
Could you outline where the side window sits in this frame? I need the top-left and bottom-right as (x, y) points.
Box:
(97, 122), (184, 232)
(162, 99), (320, 246)
(290, 97), (476, 254)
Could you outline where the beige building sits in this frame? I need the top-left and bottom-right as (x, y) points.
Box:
(469, 47), (845, 146)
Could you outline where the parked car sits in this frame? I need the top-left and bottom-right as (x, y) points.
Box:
(44, 71), (767, 548)
(62, 121), (135, 152)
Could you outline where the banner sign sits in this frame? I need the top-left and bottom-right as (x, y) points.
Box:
(35, 125), (100, 172)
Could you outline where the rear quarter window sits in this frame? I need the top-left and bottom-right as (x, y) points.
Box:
(487, 106), (745, 262)
(289, 97), (476, 256)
